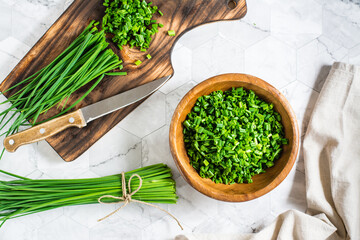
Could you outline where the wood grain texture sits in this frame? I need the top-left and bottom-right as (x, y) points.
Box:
(0, 0), (247, 161)
(169, 74), (299, 202)
(4, 110), (86, 153)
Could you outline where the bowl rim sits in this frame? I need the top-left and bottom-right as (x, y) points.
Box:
(169, 73), (300, 202)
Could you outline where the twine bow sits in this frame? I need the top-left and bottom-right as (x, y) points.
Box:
(97, 172), (183, 230)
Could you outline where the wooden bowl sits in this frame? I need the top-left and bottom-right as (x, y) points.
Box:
(169, 73), (299, 202)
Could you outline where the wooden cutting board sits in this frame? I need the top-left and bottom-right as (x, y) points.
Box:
(0, 0), (247, 162)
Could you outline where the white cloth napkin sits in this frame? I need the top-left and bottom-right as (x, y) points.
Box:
(189, 63), (360, 240)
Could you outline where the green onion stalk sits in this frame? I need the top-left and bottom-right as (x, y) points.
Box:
(0, 164), (177, 227)
(0, 21), (125, 157)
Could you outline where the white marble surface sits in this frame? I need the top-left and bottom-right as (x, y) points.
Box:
(0, 0), (359, 239)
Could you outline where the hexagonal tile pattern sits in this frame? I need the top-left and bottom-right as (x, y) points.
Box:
(90, 127), (141, 176)
(0, 144), (37, 177)
(245, 36), (296, 88)
(168, 177), (218, 228)
(142, 216), (193, 240)
(177, 22), (218, 50)
(160, 46), (192, 94)
(249, 213), (278, 233)
(218, 193), (271, 229)
(271, 0), (322, 48)
(192, 35), (244, 82)
(0, 0), (360, 239)
(240, 0), (271, 33)
(0, 37), (30, 59)
(193, 216), (247, 235)
(165, 81), (196, 125)
(219, 0), (271, 49)
(322, 1), (360, 49)
(297, 36), (348, 92)
(12, 0), (64, 22)
(0, 2), (11, 41)
(114, 202), (171, 230)
(25, 169), (53, 179)
(0, 0), (16, 6)
(0, 217), (37, 240)
(31, 208), (65, 230)
(218, 20), (269, 49)
(11, 0), (65, 47)
(64, 204), (116, 228)
(142, 125), (180, 178)
(270, 169), (306, 217)
(36, 140), (89, 178)
(38, 215), (89, 240)
(64, 0), (73, 10)
(118, 91), (166, 138)
(281, 81), (320, 136)
(349, 43), (360, 65)
(0, 49), (22, 82)
(90, 218), (141, 240)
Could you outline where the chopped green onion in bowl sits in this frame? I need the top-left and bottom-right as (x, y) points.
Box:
(182, 87), (288, 184)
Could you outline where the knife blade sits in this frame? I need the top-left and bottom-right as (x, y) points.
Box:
(82, 75), (170, 123)
(4, 75), (171, 152)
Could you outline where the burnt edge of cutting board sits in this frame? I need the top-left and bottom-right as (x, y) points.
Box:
(0, 0), (247, 161)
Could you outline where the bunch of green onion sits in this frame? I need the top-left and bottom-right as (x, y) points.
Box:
(0, 21), (125, 147)
(0, 164), (177, 227)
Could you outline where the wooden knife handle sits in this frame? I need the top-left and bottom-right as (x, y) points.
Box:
(3, 110), (86, 153)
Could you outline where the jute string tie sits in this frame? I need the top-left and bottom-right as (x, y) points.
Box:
(97, 172), (183, 230)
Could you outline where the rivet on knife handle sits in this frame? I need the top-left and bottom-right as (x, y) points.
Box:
(3, 110), (86, 152)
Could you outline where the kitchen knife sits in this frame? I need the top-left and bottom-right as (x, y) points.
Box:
(3, 75), (171, 152)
